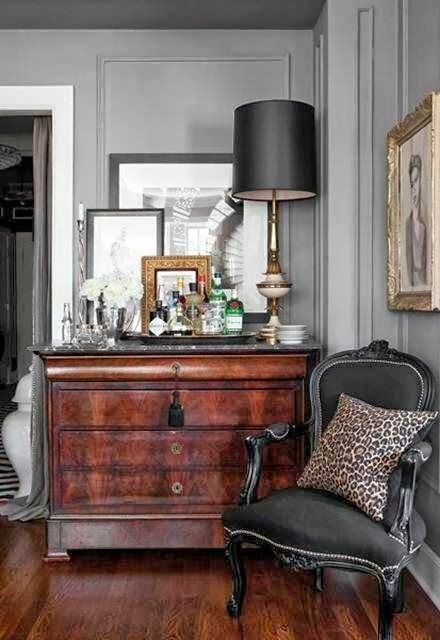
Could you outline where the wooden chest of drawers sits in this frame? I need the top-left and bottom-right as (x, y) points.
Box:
(39, 345), (320, 560)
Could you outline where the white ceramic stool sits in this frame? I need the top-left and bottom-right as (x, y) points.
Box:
(1, 367), (32, 498)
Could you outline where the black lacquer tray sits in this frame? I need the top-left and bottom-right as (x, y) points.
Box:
(119, 332), (257, 345)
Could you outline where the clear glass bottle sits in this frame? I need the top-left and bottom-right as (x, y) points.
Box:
(167, 302), (193, 336)
(61, 303), (73, 344)
(176, 277), (187, 309)
(168, 290), (180, 323)
(209, 272), (227, 333)
(186, 282), (202, 307)
(225, 289), (244, 335)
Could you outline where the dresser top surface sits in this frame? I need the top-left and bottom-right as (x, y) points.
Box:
(33, 340), (322, 358)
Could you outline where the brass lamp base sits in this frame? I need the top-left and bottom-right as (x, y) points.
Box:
(256, 281), (292, 328)
(256, 190), (292, 333)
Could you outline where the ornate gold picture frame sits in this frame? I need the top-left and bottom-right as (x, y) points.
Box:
(141, 255), (211, 331)
(387, 92), (440, 310)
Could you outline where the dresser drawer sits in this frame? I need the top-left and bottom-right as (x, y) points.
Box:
(53, 388), (296, 429)
(46, 354), (307, 382)
(58, 429), (303, 469)
(56, 467), (301, 512)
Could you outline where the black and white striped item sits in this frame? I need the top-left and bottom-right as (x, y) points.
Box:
(0, 402), (19, 499)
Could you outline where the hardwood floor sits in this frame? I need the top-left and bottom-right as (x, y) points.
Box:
(1, 519), (440, 639)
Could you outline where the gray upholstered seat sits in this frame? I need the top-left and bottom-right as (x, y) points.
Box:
(223, 487), (426, 571)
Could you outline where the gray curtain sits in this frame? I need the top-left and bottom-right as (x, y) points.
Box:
(1, 116), (52, 520)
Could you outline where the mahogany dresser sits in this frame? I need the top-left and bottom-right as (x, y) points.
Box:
(36, 342), (321, 560)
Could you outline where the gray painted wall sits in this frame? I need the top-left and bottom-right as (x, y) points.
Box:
(403, 0), (440, 555)
(0, 30), (316, 333)
(320, 0), (440, 555)
(319, 0), (401, 354)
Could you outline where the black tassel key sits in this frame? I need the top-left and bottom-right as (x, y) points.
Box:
(168, 390), (184, 427)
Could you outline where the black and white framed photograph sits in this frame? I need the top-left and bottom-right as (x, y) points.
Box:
(86, 208), (164, 280)
(109, 153), (267, 314)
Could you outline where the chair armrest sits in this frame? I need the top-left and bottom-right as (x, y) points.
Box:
(239, 421), (309, 505)
(390, 441), (432, 551)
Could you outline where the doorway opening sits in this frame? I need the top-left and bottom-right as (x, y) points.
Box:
(0, 115), (34, 389)
(0, 112), (53, 500)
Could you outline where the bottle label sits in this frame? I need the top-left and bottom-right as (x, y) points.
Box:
(149, 316), (167, 336)
(226, 316), (243, 331)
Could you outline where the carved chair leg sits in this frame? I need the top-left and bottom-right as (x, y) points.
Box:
(225, 537), (247, 618)
(314, 567), (324, 592)
(378, 572), (400, 640)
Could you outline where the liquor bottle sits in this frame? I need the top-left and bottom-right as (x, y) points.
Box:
(186, 282), (202, 307)
(176, 277), (187, 309)
(185, 282), (201, 326)
(209, 272), (227, 333)
(167, 302), (193, 336)
(209, 272), (227, 303)
(149, 299), (164, 323)
(168, 290), (180, 323)
(61, 303), (73, 344)
(149, 300), (167, 337)
(225, 289), (244, 335)
(198, 274), (209, 303)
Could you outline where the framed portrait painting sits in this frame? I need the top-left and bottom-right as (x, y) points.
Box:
(387, 92), (440, 311)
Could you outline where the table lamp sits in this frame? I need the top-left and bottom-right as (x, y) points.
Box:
(232, 99), (317, 327)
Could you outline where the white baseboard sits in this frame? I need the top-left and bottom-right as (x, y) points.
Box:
(409, 543), (440, 611)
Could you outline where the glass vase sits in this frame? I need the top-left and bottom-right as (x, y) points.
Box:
(106, 307), (126, 346)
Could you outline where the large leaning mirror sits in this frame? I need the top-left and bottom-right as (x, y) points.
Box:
(109, 153), (267, 316)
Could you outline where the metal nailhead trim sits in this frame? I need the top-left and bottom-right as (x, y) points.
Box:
(266, 426), (290, 440)
(224, 527), (418, 576)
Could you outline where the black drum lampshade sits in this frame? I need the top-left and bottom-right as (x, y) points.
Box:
(232, 99), (317, 201)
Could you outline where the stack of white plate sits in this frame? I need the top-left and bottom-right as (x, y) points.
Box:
(277, 325), (308, 344)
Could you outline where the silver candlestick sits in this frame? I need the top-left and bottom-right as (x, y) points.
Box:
(77, 203), (87, 325)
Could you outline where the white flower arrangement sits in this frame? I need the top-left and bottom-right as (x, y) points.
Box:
(80, 273), (144, 308)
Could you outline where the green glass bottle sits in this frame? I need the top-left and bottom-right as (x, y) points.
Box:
(225, 289), (244, 335)
(209, 272), (227, 333)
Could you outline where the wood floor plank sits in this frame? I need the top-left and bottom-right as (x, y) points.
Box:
(0, 519), (439, 640)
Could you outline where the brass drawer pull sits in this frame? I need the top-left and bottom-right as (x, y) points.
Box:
(171, 481), (183, 495)
(171, 362), (181, 377)
(171, 442), (183, 455)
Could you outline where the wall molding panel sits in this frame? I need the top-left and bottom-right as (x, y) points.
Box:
(95, 50), (322, 333)
(314, 34), (327, 344)
(397, 0), (409, 353)
(96, 54), (291, 207)
(354, 7), (375, 347)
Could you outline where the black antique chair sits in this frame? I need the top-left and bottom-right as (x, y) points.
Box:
(222, 340), (435, 640)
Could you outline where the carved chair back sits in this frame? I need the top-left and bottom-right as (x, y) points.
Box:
(309, 340), (435, 448)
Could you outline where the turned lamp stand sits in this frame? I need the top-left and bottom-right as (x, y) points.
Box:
(256, 190), (292, 327)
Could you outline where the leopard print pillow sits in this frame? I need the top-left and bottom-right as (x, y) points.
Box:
(297, 393), (437, 521)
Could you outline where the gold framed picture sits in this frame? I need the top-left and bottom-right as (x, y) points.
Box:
(141, 255), (211, 331)
(387, 92), (440, 310)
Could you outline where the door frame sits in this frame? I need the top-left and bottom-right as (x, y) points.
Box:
(0, 86), (74, 341)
